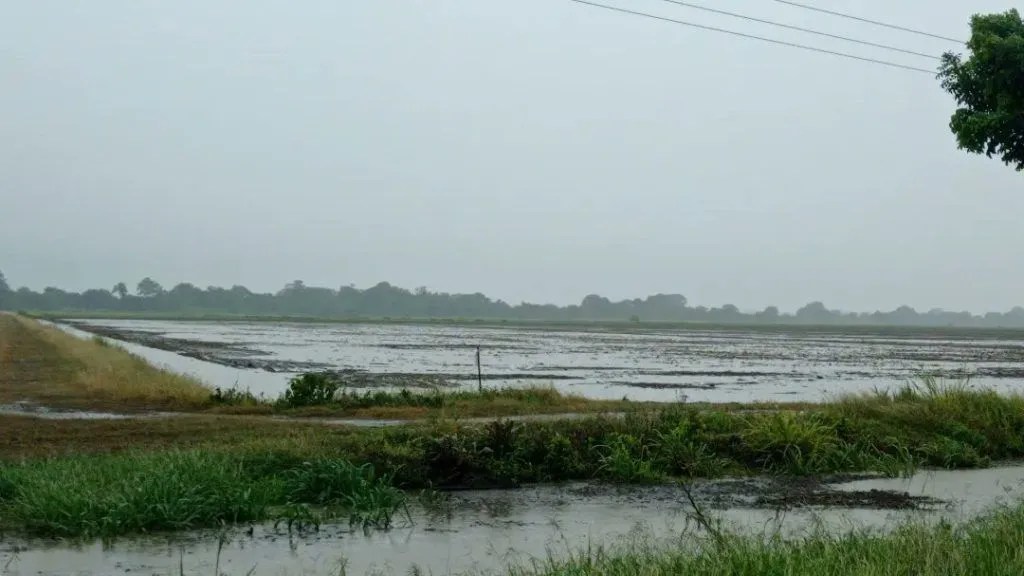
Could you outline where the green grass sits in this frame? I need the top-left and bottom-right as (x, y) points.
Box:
(509, 503), (1024, 576)
(202, 379), (1024, 489)
(212, 372), (643, 419)
(0, 451), (405, 538)
(3, 378), (1023, 538)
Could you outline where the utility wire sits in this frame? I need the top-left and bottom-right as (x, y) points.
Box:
(771, 0), (965, 44)
(569, 0), (937, 74)
(655, 0), (940, 60)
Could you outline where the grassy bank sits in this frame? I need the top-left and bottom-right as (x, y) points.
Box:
(4, 380), (1021, 484)
(214, 378), (649, 420)
(510, 502), (1024, 576)
(3, 378), (1024, 537)
(0, 314), (211, 411)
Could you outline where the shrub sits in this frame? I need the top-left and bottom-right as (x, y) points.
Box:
(281, 373), (340, 407)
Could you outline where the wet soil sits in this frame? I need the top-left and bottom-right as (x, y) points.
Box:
(65, 321), (330, 372)
(59, 318), (1024, 404)
(317, 368), (582, 389)
(681, 475), (939, 511)
(749, 476), (940, 510)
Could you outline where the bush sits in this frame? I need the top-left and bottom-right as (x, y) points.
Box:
(280, 373), (340, 407)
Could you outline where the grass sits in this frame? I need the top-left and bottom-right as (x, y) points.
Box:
(508, 503), (1024, 576)
(0, 314), (211, 410)
(2, 375), (1021, 484)
(0, 378), (1019, 537)
(0, 450), (405, 538)
(231, 373), (645, 419)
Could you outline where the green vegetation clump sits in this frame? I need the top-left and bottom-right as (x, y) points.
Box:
(3, 379), (1023, 539)
(0, 451), (404, 538)
(271, 378), (582, 411)
(301, 380), (1024, 488)
(280, 373), (341, 407)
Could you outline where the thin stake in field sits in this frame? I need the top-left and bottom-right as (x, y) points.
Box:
(476, 345), (483, 392)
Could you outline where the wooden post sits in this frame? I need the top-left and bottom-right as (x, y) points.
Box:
(476, 345), (483, 392)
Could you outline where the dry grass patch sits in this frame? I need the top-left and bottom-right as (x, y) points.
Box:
(0, 314), (211, 411)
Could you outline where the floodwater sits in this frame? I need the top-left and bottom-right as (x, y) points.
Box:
(62, 319), (1024, 403)
(4, 466), (1024, 576)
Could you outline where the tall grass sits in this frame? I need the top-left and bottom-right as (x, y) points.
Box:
(250, 377), (1021, 489)
(0, 451), (405, 538)
(509, 503), (1024, 576)
(10, 316), (212, 409)
(263, 374), (629, 418)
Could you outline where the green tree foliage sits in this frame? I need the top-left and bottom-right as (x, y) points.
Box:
(135, 277), (164, 298)
(939, 10), (1024, 170)
(2, 271), (1024, 327)
(0, 269), (9, 310)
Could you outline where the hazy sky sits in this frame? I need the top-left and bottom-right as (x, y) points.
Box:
(2, 1), (1021, 313)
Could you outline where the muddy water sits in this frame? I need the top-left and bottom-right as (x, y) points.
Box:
(62, 319), (1024, 403)
(3, 466), (1024, 576)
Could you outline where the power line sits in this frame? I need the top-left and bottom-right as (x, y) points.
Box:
(569, 0), (937, 74)
(655, 0), (940, 60)
(771, 0), (965, 44)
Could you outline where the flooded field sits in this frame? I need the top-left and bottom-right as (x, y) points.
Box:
(64, 319), (1024, 403)
(4, 465), (1024, 576)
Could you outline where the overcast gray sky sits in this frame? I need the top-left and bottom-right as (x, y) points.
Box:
(1, 1), (1021, 313)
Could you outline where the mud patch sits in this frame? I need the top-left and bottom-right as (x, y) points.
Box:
(441, 475), (944, 514)
(610, 381), (720, 390)
(638, 370), (792, 377)
(315, 369), (582, 389)
(64, 321), (330, 372)
(375, 343), (536, 352)
(754, 475), (940, 510)
(0, 401), (170, 421)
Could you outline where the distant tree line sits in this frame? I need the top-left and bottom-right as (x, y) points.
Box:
(2, 270), (1024, 328)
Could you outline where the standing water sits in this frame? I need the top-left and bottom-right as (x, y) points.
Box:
(3, 466), (1024, 575)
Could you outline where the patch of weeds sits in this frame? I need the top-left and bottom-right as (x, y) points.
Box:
(743, 412), (838, 474)
(210, 387), (262, 406)
(597, 434), (662, 483)
(918, 437), (989, 469)
(654, 422), (726, 477)
(541, 433), (585, 479)
(280, 373), (340, 408)
(274, 503), (323, 534)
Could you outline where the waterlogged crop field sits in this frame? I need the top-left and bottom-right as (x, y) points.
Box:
(65, 319), (1024, 403)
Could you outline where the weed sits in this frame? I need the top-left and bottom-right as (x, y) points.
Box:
(743, 412), (838, 474)
(509, 502), (1024, 576)
(280, 373), (340, 407)
(654, 422), (726, 477)
(210, 387), (262, 406)
(0, 451), (405, 538)
(597, 434), (662, 484)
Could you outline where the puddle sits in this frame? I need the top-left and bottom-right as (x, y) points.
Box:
(0, 401), (170, 421)
(3, 466), (1023, 576)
